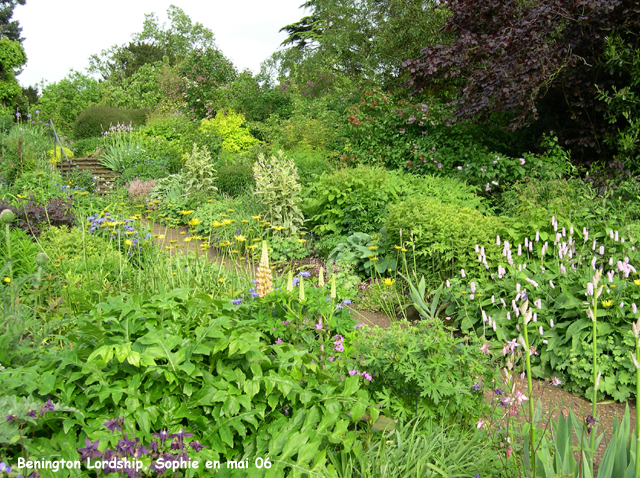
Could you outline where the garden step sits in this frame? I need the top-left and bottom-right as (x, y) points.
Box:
(56, 156), (120, 194)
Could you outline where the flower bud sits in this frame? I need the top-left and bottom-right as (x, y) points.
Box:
(299, 276), (305, 302)
(35, 253), (48, 267)
(0, 208), (15, 224)
(318, 267), (325, 287)
(631, 352), (640, 370)
(286, 271), (293, 292)
(330, 276), (336, 299)
(595, 371), (601, 390)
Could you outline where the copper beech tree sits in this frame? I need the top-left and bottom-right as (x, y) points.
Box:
(404, 0), (640, 162)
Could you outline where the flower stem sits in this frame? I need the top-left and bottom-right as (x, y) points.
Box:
(522, 318), (535, 477)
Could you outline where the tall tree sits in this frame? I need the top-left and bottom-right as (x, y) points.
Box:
(404, 0), (640, 162)
(0, 36), (25, 108)
(275, 0), (449, 94)
(89, 5), (216, 81)
(0, 0), (26, 42)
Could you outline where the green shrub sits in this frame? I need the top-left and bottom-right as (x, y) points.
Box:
(73, 105), (148, 139)
(200, 109), (260, 153)
(288, 147), (333, 186)
(71, 137), (101, 157)
(386, 197), (504, 279)
(253, 150), (305, 234)
(356, 319), (495, 421)
(182, 143), (218, 199)
(0, 227), (40, 277)
(0, 113), (14, 132)
(304, 165), (484, 238)
(12, 171), (67, 202)
(215, 158), (254, 196)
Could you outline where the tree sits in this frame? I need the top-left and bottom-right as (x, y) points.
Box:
(275, 0), (449, 94)
(404, 0), (640, 162)
(0, 37), (25, 109)
(0, 0), (26, 42)
(89, 5), (216, 81)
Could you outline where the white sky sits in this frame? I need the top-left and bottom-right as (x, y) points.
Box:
(14, 0), (306, 88)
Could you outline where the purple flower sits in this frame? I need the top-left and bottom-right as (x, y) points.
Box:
(348, 370), (359, 376)
(189, 440), (204, 452)
(315, 323), (323, 330)
(362, 372), (373, 381)
(275, 338), (283, 344)
(41, 399), (55, 416)
(354, 322), (366, 329)
(231, 298), (242, 305)
(328, 356), (335, 361)
(104, 417), (123, 432)
(27, 410), (37, 418)
(77, 437), (102, 460)
(299, 271), (311, 277)
(343, 299), (351, 305)
(151, 429), (170, 444)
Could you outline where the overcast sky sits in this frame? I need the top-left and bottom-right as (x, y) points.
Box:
(14, 0), (306, 88)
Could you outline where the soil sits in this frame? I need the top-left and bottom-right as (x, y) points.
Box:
(146, 221), (636, 469)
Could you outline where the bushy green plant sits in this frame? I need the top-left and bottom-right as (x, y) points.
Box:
(215, 158), (254, 196)
(182, 143), (218, 199)
(387, 197), (504, 279)
(329, 230), (396, 277)
(47, 145), (74, 165)
(253, 150), (305, 234)
(1, 125), (50, 179)
(445, 214), (640, 401)
(200, 109), (260, 153)
(11, 171), (67, 202)
(0, 227), (40, 277)
(356, 319), (495, 421)
(148, 174), (186, 204)
(0, 290), (379, 475)
(71, 136), (101, 157)
(288, 147), (334, 186)
(73, 105), (148, 139)
(305, 165), (485, 238)
(344, 90), (571, 190)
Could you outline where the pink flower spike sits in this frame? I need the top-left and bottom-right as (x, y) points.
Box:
(476, 418), (486, 429)
(461, 268), (466, 278)
(480, 343), (491, 355)
(552, 377), (562, 386)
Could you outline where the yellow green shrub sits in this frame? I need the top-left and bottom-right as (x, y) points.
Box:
(200, 109), (260, 153)
(47, 146), (74, 164)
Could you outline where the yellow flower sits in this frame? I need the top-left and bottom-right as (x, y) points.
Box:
(383, 278), (395, 287)
(251, 215), (261, 220)
(241, 220), (249, 223)
(218, 278), (226, 283)
(370, 256), (378, 261)
(296, 239), (306, 243)
(394, 245), (402, 250)
(601, 300), (613, 308)
(369, 246), (378, 251)
(253, 238), (261, 242)
(188, 218), (202, 227)
(125, 239), (133, 246)
(119, 202), (125, 206)
(401, 248), (407, 252)
(170, 240), (177, 244)
(461, 291), (467, 294)
(184, 237), (192, 243)
(207, 199), (213, 203)
(180, 210), (193, 215)
(228, 209), (234, 213)
(634, 279), (640, 286)
(235, 235), (246, 242)
(179, 231), (186, 235)
(222, 219), (232, 226)
(300, 232), (306, 236)
(610, 284), (616, 288)
(220, 214), (227, 218)
(272, 225), (285, 231)
(212, 220), (223, 228)
(3, 277), (10, 283)
(81, 192), (88, 196)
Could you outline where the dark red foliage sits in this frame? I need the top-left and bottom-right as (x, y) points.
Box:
(404, 0), (640, 162)
(0, 196), (76, 238)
